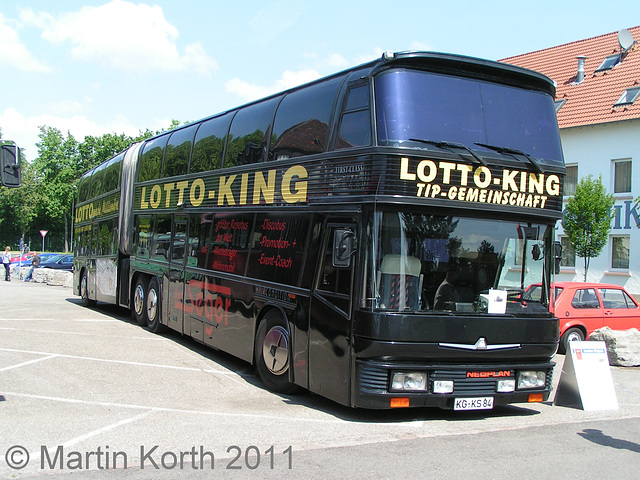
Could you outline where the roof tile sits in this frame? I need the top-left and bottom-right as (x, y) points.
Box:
(501, 26), (640, 129)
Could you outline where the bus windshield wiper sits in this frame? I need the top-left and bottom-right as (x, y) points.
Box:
(409, 139), (487, 166)
(475, 142), (544, 173)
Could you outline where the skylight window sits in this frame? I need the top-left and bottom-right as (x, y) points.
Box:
(614, 87), (640, 107)
(595, 53), (622, 72)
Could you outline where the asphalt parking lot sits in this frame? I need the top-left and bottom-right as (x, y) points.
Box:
(2, 281), (640, 479)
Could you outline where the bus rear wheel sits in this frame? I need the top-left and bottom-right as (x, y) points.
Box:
(133, 277), (148, 326)
(80, 270), (96, 308)
(254, 311), (299, 394)
(145, 277), (164, 333)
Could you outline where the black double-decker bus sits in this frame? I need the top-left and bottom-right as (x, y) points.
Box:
(74, 51), (564, 409)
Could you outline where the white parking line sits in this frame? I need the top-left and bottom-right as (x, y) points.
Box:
(4, 391), (346, 424)
(0, 355), (58, 373)
(0, 326), (157, 340)
(0, 347), (247, 376)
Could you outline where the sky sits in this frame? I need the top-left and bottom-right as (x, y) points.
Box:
(1, 0), (639, 161)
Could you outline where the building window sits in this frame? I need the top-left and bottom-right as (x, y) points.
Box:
(560, 236), (575, 268)
(614, 87), (640, 107)
(611, 236), (630, 269)
(613, 159), (632, 193)
(564, 165), (578, 196)
(595, 53), (622, 72)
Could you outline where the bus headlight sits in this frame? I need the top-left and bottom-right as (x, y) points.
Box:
(517, 371), (546, 389)
(391, 372), (427, 391)
(497, 379), (516, 392)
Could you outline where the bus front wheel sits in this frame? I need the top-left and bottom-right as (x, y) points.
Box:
(133, 277), (148, 326)
(254, 311), (299, 394)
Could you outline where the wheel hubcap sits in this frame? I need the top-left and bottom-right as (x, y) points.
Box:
(134, 284), (145, 316)
(568, 332), (582, 343)
(262, 326), (289, 375)
(147, 287), (158, 322)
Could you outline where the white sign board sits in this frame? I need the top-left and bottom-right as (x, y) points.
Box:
(554, 341), (618, 411)
(487, 289), (507, 314)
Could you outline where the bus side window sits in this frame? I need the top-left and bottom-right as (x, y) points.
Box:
(151, 215), (171, 261)
(270, 76), (343, 161)
(191, 114), (233, 174)
(138, 134), (169, 182)
(135, 216), (152, 258)
(335, 84), (371, 149)
(224, 97), (281, 167)
(188, 213), (212, 268)
(165, 124), (197, 178)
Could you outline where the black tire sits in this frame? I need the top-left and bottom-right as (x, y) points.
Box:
(254, 310), (299, 394)
(133, 276), (148, 327)
(560, 327), (584, 354)
(80, 270), (96, 308)
(145, 277), (164, 333)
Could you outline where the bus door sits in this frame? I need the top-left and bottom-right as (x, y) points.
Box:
(166, 216), (188, 333)
(84, 223), (99, 299)
(308, 220), (357, 405)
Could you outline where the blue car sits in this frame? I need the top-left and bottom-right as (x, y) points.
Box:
(38, 254), (74, 271)
(14, 253), (58, 267)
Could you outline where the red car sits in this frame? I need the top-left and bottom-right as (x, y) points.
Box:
(524, 282), (640, 353)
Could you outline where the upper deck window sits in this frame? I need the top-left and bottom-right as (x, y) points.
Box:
(374, 69), (563, 166)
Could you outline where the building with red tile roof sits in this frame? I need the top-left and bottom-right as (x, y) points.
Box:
(502, 27), (640, 294)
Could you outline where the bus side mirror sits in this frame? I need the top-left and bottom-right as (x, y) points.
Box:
(333, 229), (356, 268)
(1, 142), (21, 188)
(554, 241), (562, 275)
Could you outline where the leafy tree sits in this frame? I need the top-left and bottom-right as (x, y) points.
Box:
(562, 175), (614, 281)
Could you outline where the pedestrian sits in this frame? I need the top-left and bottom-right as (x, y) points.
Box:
(2, 246), (11, 281)
(24, 251), (40, 282)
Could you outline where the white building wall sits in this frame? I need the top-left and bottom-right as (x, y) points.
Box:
(556, 118), (640, 295)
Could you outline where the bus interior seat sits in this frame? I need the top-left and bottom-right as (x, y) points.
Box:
(378, 254), (423, 310)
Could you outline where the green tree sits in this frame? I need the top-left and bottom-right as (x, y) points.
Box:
(562, 175), (615, 281)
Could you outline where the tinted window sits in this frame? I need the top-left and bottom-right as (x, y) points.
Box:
(209, 213), (253, 275)
(188, 213), (214, 269)
(271, 77), (343, 160)
(165, 125), (197, 178)
(247, 214), (309, 286)
(135, 216), (152, 258)
(336, 84), (371, 149)
(97, 219), (117, 256)
(89, 164), (106, 198)
(191, 114), (233, 174)
(375, 69), (563, 165)
(103, 153), (123, 193)
(138, 135), (169, 182)
(77, 171), (92, 203)
(225, 97), (280, 167)
(151, 215), (172, 261)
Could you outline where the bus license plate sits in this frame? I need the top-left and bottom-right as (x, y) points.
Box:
(454, 397), (494, 411)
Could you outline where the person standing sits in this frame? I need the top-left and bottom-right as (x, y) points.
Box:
(24, 251), (40, 282)
(2, 246), (11, 281)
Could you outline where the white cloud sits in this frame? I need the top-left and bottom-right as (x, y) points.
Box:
(0, 107), (164, 162)
(20, 0), (217, 74)
(0, 14), (50, 72)
(225, 69), (322, 102)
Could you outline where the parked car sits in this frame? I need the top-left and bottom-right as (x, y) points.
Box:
(11, 252), (57, 266)
(523, 282), (640, 353)
(38, 254), (74, 271)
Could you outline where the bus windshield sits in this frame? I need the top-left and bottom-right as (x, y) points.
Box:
(375, 69), (563, 167)
(369, 211), (553, 314)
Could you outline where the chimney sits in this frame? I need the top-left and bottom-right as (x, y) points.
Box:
(576, 55), (587, 84)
